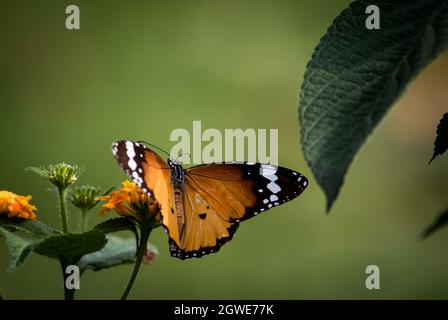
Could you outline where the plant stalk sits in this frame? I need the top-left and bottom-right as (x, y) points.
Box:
(120, 223), (152, 300)
(60, 259), (75, 300)
(58, 187), (69, 233)
(81, 208), (88, 232)
(0, 290), (4, 300)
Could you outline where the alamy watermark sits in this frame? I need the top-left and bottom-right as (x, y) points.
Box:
(169, 120), (279, 166)
(65, 265), (80, 290)
(365, 5), (380, 30)
(365, 265), (380, 290)
(66, 5), (80, 30)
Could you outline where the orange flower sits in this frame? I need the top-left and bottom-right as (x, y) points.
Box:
(0, 190), (38, 220)
(97, 181), (160, 223)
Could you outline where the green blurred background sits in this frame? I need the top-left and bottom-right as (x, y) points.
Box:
(1, 0), (448, 299)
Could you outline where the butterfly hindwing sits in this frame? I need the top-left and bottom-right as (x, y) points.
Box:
(167, 175), (240, 259)
(168, 181), (239, 259)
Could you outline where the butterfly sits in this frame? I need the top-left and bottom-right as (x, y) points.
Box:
(112, 140), (308, 259)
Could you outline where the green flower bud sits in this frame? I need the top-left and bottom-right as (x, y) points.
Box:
(69, 185), (101, 212)
(27, 163), (82, 190)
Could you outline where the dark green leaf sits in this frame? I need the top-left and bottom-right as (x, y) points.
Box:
(0, 227), (35, 272)
(94, 217), (139, 247)
(34, 230), (107, 264)
(422, 207), (448, 239)
(0, 217), (60, 239)
(299, 0), (448, 210)
(78, 236), (137, 271)
(429, 113), (448, 164)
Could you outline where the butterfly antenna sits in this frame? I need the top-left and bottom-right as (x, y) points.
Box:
(137, 140), (171, 158)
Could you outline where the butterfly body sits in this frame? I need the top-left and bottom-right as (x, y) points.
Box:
(112, 140), (308, 259)
(168, 159), (187, 236)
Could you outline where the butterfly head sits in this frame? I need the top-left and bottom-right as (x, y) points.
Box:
(168, 157), (185, 188)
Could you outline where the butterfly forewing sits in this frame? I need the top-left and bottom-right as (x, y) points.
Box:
(187, 163), (308, 220)
(112, 141), (181, 244)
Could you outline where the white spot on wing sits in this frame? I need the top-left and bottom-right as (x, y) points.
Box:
(267, 182), (281, 194)
(125, 141), (138, 171)
(128, 159), (137, 171)
(260, 164), (277, 176)
(260, 164), (278, 182)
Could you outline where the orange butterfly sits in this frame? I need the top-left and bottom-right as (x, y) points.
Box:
(112, 140), (308, 259)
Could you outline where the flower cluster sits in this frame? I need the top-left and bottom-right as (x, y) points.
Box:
(1, 162), (162, 301)
(0, 190), (38, 220)
(97, 181), (160, 224)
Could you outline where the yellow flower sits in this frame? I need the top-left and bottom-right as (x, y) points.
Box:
(97, 181), (160, 223)
(0, 190), (38, 220)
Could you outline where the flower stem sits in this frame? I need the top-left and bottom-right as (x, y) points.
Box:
(60, 259), (75, 300)
(81, 208), (88, 232)
(0, 290), (4, 300)
(58, 187), (69, 233)
(121, 224), (152, 300)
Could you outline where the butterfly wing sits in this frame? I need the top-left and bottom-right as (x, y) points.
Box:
(112, 140), (181, 245)
(168, 179), (239, 259)
(168, 163), (308, 259)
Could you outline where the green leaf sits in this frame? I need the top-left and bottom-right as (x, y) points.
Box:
(94, 217), (139, 247)
(0, 217), (60, 239)
(34, 230), (107, 265)
(78, 236), (137, 271)
(298, 0), (448, 210)
(422, 207), (448, 239)
(429, 113), (448, 164)
(0, 227), (35, 272)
